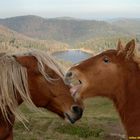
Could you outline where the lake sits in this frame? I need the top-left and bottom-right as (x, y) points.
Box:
(52, 50), (92, 63)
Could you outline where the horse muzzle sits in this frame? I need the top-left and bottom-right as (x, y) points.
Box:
(64, 105), (83, 123)
(65, 70), (83, 98)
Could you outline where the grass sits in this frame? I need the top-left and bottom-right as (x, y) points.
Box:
(55, 124), (103, 138)
(13, 97), (125, 140)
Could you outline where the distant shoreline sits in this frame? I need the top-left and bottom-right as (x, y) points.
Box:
(51, 48), (94, 55)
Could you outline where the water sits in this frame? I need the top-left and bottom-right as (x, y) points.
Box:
(52, 50), (92, 63)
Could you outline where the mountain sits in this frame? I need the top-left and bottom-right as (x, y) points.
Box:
(0, 24), (69, 51)
(110, 18), (140, 35)
(0, 24), (35, 42)
(0, 15), (133, 45)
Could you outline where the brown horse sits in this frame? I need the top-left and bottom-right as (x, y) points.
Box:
(0, 50), (83, 140)
(65, 40), (140, 139)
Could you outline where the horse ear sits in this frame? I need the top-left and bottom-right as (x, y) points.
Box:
(117, 39), (123, 51)
(117, 40), (124, 55)
(14, 55), (38, 70)
(124, 39), (135, 59)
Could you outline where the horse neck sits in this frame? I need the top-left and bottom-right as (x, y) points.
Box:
(112, 67), (140, 137)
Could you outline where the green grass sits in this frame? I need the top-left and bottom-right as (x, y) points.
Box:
(13, 97), (125, 140)
(55, 124), (103, 138)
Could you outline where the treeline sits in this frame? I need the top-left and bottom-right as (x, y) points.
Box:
(75, 36), (135, 53)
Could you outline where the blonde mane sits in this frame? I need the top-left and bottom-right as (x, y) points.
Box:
(0, 49), (64, 123)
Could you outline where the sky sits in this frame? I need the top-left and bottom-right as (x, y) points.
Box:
(0, 0), (140, 19)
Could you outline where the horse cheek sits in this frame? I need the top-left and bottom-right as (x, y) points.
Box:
(94, 63), (119, 94)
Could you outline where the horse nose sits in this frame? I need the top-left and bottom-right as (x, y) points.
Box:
(65, 71), (73, 85)
(71, 105), (83, 116)
(66, 71), (73, 78)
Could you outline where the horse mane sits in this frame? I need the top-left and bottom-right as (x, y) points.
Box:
(133, 44), (140, 68)
(29, 49), (64, 81)
(0, 49), (64, 123)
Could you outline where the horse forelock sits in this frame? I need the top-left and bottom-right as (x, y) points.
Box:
(29, 49), (64, 81)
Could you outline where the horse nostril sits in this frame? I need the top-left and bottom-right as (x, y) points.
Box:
(66, 71), (73, 78)
(72, 105), (83, 116)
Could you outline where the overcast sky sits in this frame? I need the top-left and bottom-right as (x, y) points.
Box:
(0, 0), (140, 19)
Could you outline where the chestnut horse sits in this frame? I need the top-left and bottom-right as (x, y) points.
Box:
(65, 40), (140, 139)
(0, 50), (83, 140)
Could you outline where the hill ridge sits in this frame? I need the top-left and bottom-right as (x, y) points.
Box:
(0, 15), (135, 45)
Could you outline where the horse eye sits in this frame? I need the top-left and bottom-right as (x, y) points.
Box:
(103, 57), (110, 63)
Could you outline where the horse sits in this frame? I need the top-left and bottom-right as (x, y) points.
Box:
(65, 40), (140, 139)
(0, 50), (83, 140)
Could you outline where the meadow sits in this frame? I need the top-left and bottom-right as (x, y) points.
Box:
(14, 98), (125, 140)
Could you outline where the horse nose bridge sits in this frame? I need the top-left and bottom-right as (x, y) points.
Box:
(64, 70), (75, 85)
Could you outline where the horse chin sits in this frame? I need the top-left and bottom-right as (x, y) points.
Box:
(64, 113), (77, 124)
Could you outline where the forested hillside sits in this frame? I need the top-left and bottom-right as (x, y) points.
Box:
(0, 15), (135, 45)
